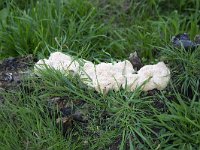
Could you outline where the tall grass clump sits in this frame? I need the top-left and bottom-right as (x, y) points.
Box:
(0, 0), (113, 60)
(0, 89), (80, 149)
(153, 89), (200, 149)
(0, 0), (65, 57)
(104, 90), (157, 149)
(159, 45), (200, 96)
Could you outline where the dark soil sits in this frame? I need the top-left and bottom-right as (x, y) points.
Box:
(108, 135), (131, 150)
(0, 55), (35, 104)
(0, 55), (89, 134)
(108, 136), (122, 150)
(47, 96), (88, 135)
(0, 55), (35, 90)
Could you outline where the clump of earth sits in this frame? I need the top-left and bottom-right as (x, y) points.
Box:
(0, 55), (34, 90)
(0, 55), (88, 134)
(0, 55), (35, 105)
(171, 33), (200, 49)
(0, 32), (199, 141)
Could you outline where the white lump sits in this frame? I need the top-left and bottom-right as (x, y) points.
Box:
(79, 60), (135, 93)
(137, 62), (171, 91)
(35, 52), (170, 94)
(35, 52), (80, 74)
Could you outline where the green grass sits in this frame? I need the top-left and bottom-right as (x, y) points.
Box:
(0, 0), (200, 149)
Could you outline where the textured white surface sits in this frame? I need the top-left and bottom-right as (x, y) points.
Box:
(35, 52), (80, 74)
(79, 61), (134, 93)
(35, 52), (170, 94)
(137, 62), (171, 91)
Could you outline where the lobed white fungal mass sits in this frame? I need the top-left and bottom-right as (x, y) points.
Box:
(35, 52), (80, 74)
(35, 52), (170, 94)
